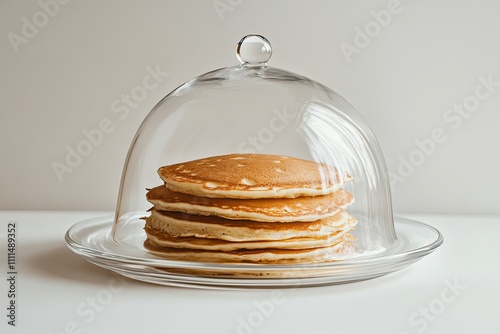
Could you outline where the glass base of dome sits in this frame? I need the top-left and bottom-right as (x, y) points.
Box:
(65, 215), (442, 289)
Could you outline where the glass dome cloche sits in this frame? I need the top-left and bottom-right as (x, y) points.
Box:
(66, 35), (443, 288)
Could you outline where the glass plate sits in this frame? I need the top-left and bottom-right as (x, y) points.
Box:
(65, 215), (443, 289)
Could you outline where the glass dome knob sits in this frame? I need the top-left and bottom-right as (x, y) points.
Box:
(236, 34), (272, 67)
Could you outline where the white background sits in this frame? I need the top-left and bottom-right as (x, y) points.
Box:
(1, 0), (499, 213)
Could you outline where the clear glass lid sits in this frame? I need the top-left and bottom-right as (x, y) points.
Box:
(112, 34), (397, 262)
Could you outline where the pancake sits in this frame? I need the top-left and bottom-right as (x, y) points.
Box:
(144, 236), (355, 264)
(145, 226), (352, 251)
(146, 185), (354, 222)
(158, 153), (352, 199)
(145, 153), (357, 264)
(145, 208), (357, 242)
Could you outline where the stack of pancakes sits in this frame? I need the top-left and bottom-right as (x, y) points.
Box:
(143, 153), (357, 264)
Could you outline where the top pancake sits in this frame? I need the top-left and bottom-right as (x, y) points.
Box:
(158, 153), (352, 199)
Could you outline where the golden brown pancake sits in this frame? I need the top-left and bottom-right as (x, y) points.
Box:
(145, 208), (357, 242)
(145, 227), (352, 251)
(157, 153), (352, 199)
(144, 236), (355, 264)
(146, 185), (354, 222)
(145, 153), (357, 264)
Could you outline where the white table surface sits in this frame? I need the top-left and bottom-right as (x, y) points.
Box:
(0, 211), (498, 334)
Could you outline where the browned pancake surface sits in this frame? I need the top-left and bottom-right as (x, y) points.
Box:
(145, 225), (351, 250)
(144, 208), (357, 242)
(146, 185), (353, 222)
(158, 153), (351, 198)
(143, 237), (355, 264)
